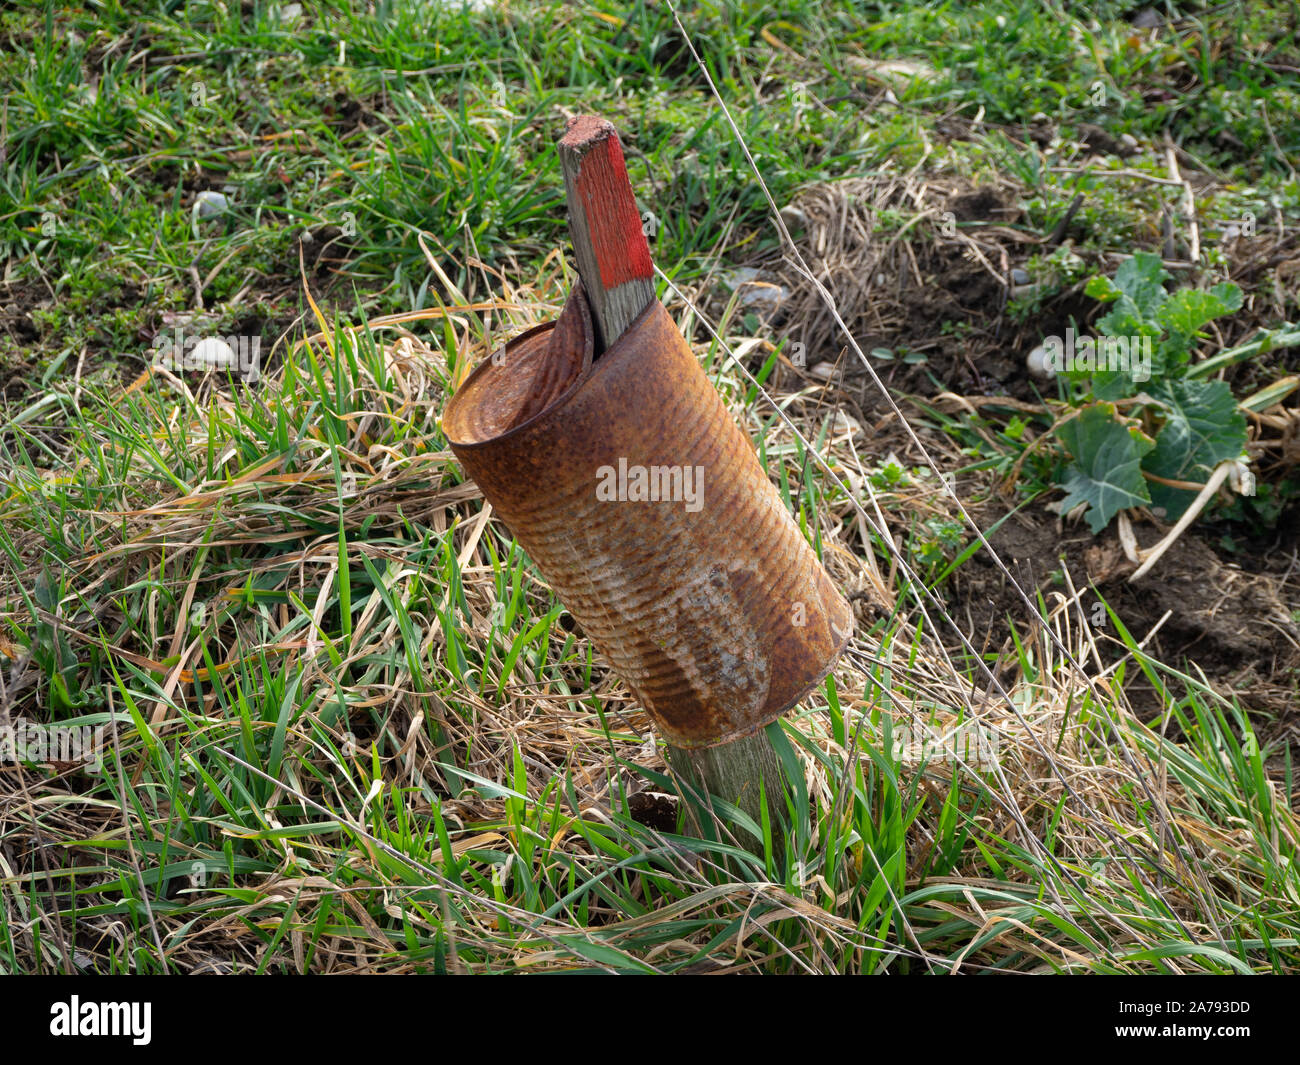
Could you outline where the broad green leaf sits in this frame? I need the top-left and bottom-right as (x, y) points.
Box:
(1085, 334), (1159, 399)
(1092, 306), (1164, 382)
(1108, 252), (1170, 318)
(1056, 403), (1154, 533)
(1156, 283), (1243, 363)
(1094, 300), (1148, 344)
(1144, 379), (1247, 520)
(1083, 275), (1122, 303)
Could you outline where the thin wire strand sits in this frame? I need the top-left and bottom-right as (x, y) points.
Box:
(657, 0), (1219, 946)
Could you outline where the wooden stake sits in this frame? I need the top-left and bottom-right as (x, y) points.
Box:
(557, 115), (656, 354)
(558, 114), (789, 851)
(665, 730), (790, 853)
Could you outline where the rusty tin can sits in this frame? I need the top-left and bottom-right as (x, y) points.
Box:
(444, 286), (851, 748)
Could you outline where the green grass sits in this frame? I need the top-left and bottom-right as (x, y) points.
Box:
(2, 0), (1299, 973)
(5, 0), (1298, 390)
(2, 269), (1297, 973)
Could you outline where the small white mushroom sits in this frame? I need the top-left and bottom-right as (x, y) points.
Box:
(188, 337), (238, 370)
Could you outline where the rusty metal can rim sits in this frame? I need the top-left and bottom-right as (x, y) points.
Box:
(446, 286), (665, 454)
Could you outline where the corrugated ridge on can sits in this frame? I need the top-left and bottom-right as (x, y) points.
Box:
(444, 284), (852, 748)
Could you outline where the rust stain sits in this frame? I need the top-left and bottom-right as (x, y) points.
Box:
(444, 284), (852, 748)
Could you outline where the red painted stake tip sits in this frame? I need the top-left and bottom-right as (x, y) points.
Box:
(559, 117), (653, 291)
(559, 114), (658, 353)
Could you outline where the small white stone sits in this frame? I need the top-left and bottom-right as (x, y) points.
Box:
(809, 361), (837, 381)
(194, 190), (228, 219)
(1027, 345), (1055, 379)
(779, 205), (808, 230)
(719, 267), (787, 314)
